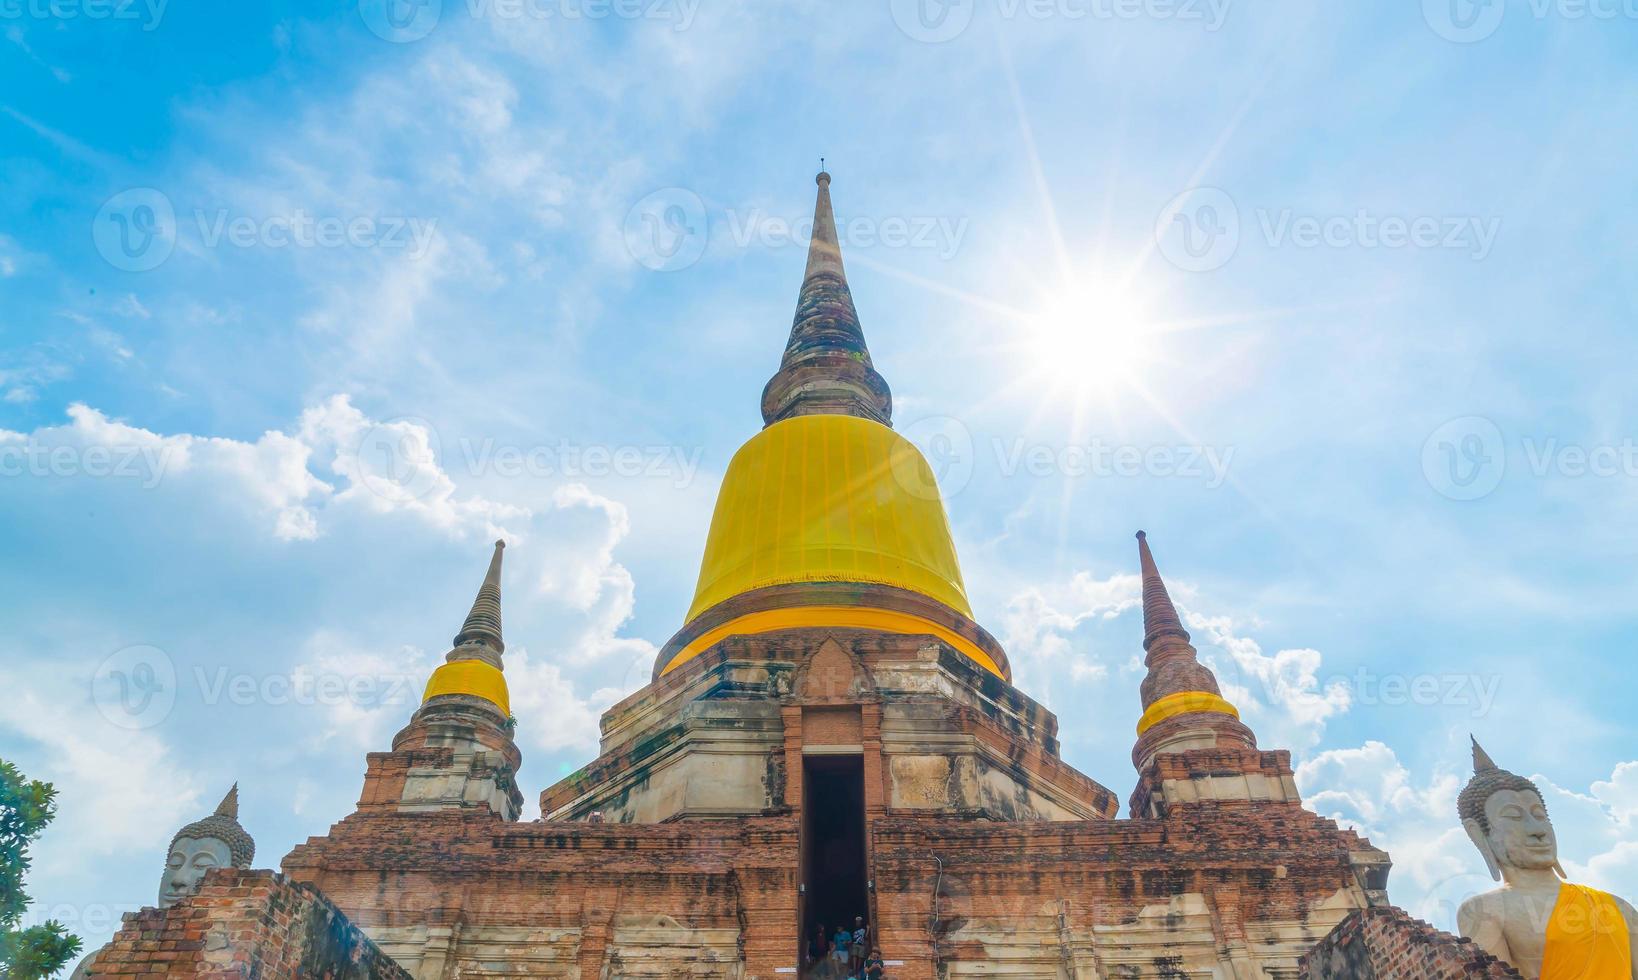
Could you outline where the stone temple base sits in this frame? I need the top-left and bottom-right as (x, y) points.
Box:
(85, 872), (1519, 979)
(1300, 906), (1522, 979)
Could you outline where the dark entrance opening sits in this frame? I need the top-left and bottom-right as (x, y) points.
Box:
(801, 755), (868, 965)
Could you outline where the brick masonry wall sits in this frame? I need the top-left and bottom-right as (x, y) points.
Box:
(274, 800), (1381, 978)
(871, 802), (1383, 979)
(86, 869), (410, 979)
(1299, 906), (1523, 979)
(283, 810), (802, 977)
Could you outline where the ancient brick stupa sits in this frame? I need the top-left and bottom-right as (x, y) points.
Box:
(86, 173), (1522, 979)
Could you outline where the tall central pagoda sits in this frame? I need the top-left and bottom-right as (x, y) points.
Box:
(86, 173), (1425, 980)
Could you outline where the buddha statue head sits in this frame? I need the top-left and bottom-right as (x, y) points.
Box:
(158, 784), (255, 908)
(1459, 738), (1565, 883)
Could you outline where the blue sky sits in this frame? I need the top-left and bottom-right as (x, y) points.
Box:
(3, 0), (1636, 958)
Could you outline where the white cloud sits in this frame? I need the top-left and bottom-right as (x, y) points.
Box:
(1298, 741), (1467, 891)
(1535, 769), (1638, 901)
(297, 393), (525, 539)
(0, 658), (203, 880)
(1000, 571), (1138, 693)
(1188, 611), (1351, 749)
(7, 395), (549, 544)
(1590, 762), (1638, 827)
(287, 631), (440, 752)
(112, 294), (151, 320)
(506, 646), (615, 756)
(54, 402), (331, 540)
(531, 483), (660, 672)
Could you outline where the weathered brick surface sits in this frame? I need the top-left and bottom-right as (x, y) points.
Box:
(1300, 906), (1523, 979)
(254, 630), (1390, 977)
(283, 811), (800, 977)
(87, 870), (409, 979)
(274, 799), (1384, 978)
(872, 803), (1384, 979)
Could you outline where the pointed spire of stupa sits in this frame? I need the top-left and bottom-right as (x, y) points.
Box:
(1131, 531), (1255, 770)
(420, 539), (512, 714)
(761, 169), (894, 428)
(453, 540), (505, 655)
(1138, 530), (1190, 650)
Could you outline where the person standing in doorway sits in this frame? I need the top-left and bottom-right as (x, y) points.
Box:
(851, 916), (867, 972)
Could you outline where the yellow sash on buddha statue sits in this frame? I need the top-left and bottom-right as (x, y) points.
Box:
(1542, 884), (1631, 980)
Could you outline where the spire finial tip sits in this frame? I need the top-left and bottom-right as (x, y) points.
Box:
(1136, 530), (1147, 540)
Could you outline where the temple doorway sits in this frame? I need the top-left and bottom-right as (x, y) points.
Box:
(801, 754), (868, 972)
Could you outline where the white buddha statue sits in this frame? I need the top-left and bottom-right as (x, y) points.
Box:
(1457, 740), (1636, 978)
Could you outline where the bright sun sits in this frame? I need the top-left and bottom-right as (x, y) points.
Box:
(1019, 282), (1157, 393)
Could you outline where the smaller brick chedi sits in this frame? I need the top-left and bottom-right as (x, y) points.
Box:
(88, 173), (1539, 979)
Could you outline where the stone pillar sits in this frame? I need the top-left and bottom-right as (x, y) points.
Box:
(781, 704), (804, 810)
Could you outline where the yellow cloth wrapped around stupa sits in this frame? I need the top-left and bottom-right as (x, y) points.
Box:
(1542, 884), (1631, 980)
